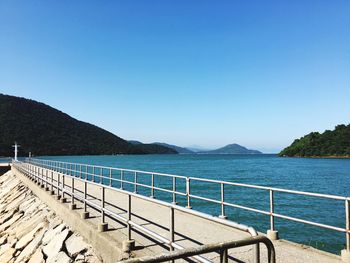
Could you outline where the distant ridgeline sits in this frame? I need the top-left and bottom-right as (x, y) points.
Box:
(198, 143), (262, 154)
(129, 141), (262, 155)
(0, 94), (176, 156)
(279, 124), (350, 158)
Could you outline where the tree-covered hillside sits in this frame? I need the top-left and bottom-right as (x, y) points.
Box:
(279, 124), (350, 157)
(0, 94), (177, 156)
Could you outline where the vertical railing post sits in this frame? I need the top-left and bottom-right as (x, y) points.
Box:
(150, 173), (155, 198)
(120, 170), (124, 189)
(267, 189), (278, 240)
(170, 207), (175, 253)
(45, 169), (48, 190)
(123, 194), (135, 253)
(57, 173), (61, 200)
(128, 194), (132, 240)
(346, 199), (350, 251)
(80, 164), (82, 178)
(84, 181), (87, 212)
(50, 170), (54, 194)
(134, 172), (137, 193)
(219, 183), (227, 219)
(101, 186), (105, 222)
(109, 168), (112, 186)
(341, 199), (350, 263)
(100, 168), (103, 184)
(186, 178), (192, 209)
(61, 174), (66, 203)
(98, 186), (107, 232)
(172, 177), (177, 204)
(220, 249), (228, 263)
(70, 178), (76, 209)
(92, 166), (95, 182)
(81, 181), (89, 219)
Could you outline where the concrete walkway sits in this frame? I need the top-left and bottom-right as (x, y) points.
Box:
(13, 164), (344, 263)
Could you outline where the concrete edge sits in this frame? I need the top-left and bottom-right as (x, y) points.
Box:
(12, 167), (126, 263)
(275, 238), (342, 260)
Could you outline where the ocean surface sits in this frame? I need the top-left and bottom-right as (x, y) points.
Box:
(38, 154), (350, 255)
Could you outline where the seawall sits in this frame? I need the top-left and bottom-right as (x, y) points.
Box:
(0, 170), (101, 263)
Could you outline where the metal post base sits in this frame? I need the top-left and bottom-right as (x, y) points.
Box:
(98, 223), (108, 232)
(81, 212), (89, 219)
(60, 197), (67, 203)
(219, 215), (228, 219)
(341, 250), (350, 263)
(69, 204), (77, 210)
(267, 230), (279, 240)
(185, 206), (192, 209)
(122, 239), (135, 252)
(50, 190), (55, 195)
(55, 195), (61, 200)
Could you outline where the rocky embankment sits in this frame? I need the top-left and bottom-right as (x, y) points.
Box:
(0, 170), (102, 263)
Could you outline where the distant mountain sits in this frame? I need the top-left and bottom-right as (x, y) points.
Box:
(186, 146), (212, 152)
(0, 94), (177, 156)
(128, 140), (143, 145)
(199, 144), (262, 154)
(279, 124), (350, 157)
(152, 142), (194, 154)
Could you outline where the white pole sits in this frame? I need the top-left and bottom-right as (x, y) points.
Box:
(12, 142), (20, 161)
(14, 143), (17, 161)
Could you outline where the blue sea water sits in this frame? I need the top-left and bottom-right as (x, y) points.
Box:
(39, 154), (350, 255)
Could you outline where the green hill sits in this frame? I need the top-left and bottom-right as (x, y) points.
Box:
(0, 94), (177, 156)
(279, 124), (350, 157)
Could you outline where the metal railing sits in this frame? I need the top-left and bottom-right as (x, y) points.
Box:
(12, 159), (273, 263)
(122, 235), (275, 263)
(20, 158), (350, 255)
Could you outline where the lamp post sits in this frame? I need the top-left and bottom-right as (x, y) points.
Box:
(12, 142), (20, 161)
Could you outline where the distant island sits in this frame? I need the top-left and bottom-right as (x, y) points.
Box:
(198, 144), (262, 154)
(0, 94), (176, 156)
(130, 141), (262, 155)
(279, 124), (350, 158)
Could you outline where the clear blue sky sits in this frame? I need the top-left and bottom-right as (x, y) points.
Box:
(1, 1), (349, 153)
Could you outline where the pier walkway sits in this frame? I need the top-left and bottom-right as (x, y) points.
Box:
(10, 159), (350, 263)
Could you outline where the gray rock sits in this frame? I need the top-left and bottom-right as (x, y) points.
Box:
(15, 222), (45, 250)
(46, 251), (72, 263)
(0, 243), (11, 256)
(75, 254), (85, 262)
(43, 228), (71, 260)
(28, 248), (45, 263)
(0, 247), (15, 263)
(0, 213), (23, 232)
(42, 223), (66, 246)
(65, 234), (88, 258)
(15, 228), (46, 263)
(0, 234), (8, 245)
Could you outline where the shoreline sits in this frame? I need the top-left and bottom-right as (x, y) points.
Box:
(280, 155), (350, 159)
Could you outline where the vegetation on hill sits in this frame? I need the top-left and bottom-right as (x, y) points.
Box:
(279, 124), (350, 157)
(0, 94), (177, 156)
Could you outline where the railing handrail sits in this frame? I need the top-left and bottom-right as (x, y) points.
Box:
(13, 160), (266, 263)
(23, 158), (350, 254)
(29, 157), (348, 201)
(121, 235), (275, 263)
